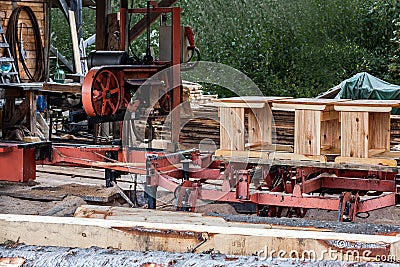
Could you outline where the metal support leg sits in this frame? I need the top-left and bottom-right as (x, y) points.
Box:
(145, 185), (157, 209)
(105, 151), (120, 187)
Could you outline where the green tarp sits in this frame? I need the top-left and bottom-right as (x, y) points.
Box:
(337, 72), (400, 114)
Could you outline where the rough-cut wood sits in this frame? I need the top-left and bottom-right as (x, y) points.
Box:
(1, 212), (399, 261)
(219, 107), (245, 150)
(335, 156), (397, 167)
(273, 99), (344, 157)
(340, 111), (369, 158)
(269, 152), (327, 163)
(294, 109), (321, 155)
(41, 82), (82, 94)
(248, 105), (272, 145)
(217, 97), (288, 151)
(214, 149), (270, 159)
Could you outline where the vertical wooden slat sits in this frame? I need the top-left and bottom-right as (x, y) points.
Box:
(219, 107), (245, 151)
(294, 110), (321, 155)
(340, 111), (369, 158)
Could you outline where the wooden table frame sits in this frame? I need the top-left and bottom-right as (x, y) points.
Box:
(272, 98), (350, 156)
(334, 100), (400, 159)
(214, 96), (290, 151)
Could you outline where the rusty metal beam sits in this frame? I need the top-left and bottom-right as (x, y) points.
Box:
(128, 0), (179, 43)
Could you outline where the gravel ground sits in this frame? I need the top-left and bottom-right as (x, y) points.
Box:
(0, 245), (398, 267)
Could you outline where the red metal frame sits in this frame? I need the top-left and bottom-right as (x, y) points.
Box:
(1, 137), (395, 222)
(143, 151), (398, 221)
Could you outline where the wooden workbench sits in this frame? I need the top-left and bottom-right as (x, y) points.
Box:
(272, 98), (349, 157)
(214, 96), (290, 152)
(334, 100), (400, 164)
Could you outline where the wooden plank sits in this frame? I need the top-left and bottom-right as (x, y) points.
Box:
(245, 142), (293, 152)
(335, 99), (400, 107)
(214, 149), (270, 159)
(25, 90), (36, 136)
(2, 213), (399, 261)
(273, 103), (327, 111)
(41, 82), (81, 94)
(215, 96), (289, 103)
(373, 151), (400, 158)
(219, 107), (245, 151)
(335, 156), (397, 167)
(248, 105), (272, 145)
(335, 105), (392, 113)
(95, 0), (110, 50)
(340, 111), (369, 158)
(369, 112), (390, 151)
(213, 102), (265, 109)
(68, 10), (82, 74)
(294, 109), (321, 155)
(321, 110), (339, 121)
(269, 152), (327, 163)
(219, 107), (230, 150)
(0, 258), (25, 267)
(368, 149), (386, 157)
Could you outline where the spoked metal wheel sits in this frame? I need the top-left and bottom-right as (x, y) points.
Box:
(82, 68), (121, 116)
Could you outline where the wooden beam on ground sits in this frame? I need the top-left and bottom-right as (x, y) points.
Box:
(1, 212), (400, 261)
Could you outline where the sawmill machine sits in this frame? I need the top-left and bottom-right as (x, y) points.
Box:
(81, 0), (200, 146)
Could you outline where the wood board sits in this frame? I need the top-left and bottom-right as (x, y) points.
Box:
(0, 212), (399, 261)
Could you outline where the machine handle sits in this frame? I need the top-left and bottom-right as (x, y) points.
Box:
(185, 26), (196, 49)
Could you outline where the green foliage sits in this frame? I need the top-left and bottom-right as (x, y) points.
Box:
(50, 0), (400, 97)
(178, 0), (400, 97)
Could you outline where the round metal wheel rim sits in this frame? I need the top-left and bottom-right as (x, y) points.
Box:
(91, 69), (121, 116)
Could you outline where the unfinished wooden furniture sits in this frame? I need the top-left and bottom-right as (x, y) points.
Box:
(214, 96), (290, 153)
(272, 98), (349, 158)
(334, 100), (400, 162)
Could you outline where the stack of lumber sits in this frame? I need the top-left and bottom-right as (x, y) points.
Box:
(184, 81), (218, 105)
(272, 109), (294, 146)
(179, 104), (220, 149)
(391, 115), (400, 146)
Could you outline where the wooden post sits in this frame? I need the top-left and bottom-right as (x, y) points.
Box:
(26, 90), (36, 136)
(294, 110), (322, 155)
(219, 107), (245, 151)
(96, 0), (111, 50)
(340, 111), (369, 158)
